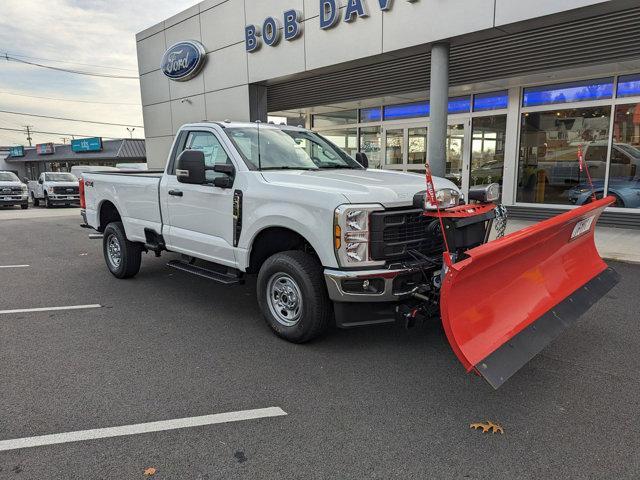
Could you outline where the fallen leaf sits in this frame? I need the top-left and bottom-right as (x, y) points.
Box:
(470, 421), (504, 434)
(143, 467), (157, 476)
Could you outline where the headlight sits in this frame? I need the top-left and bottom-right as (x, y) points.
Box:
(333, 204), (384, 267)
(424, 188), (460, 210)
(21, 185), (27, 193)
(467, 183), (500, 203)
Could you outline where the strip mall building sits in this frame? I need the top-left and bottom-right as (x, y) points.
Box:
(136, 0), (640, 227)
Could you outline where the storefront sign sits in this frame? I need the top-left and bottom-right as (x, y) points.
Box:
(9, 146), (24, 157)
(246, 0), (419, 52)
(71, 137), (103, 153)
(36, 143), (54, 155)
(161, 41), (207, 81)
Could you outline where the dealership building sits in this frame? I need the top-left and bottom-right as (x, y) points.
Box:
(136, 0), (640, 227)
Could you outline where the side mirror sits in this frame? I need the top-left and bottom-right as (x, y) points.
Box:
(212, 163), (235, 189)
(213, 164), (235, 176)
(213, 176), (233, 188)
(355, 152), (369, 169)
(176, 150), (206, 184)
(38, 178), (43, 184)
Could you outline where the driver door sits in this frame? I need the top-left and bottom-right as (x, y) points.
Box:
(161, 129), (237, 267)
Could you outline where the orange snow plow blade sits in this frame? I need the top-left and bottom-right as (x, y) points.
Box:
(440, 196), (619, 389)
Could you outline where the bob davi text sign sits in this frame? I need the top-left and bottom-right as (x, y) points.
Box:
(245, 0), (419, 52)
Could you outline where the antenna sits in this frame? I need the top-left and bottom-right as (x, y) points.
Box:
(256, 120), (262, 171)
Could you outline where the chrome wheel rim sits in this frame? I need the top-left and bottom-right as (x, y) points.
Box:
(266, 273), (303, 327)
(106, 234), (122, 269)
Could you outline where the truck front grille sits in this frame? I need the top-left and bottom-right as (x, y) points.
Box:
(370, 209), (444, 261)
(53, 186), (79, 195)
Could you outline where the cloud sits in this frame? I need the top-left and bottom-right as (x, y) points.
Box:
(0, 0), (198, 145)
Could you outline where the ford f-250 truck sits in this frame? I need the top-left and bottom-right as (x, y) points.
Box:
(80, 121), (618, 389)
(0, 171), (28, 209)
(28, 172), (80, 208)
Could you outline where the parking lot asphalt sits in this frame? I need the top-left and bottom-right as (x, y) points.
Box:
(0, 209), (639, 479)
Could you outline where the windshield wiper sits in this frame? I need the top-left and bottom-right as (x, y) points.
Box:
(260, 166), (319, 171)
(319, 165), (358, 169)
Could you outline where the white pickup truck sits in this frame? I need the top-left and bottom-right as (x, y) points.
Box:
(0, 171), (29, 209)
(80, 121), (502, 343)
(28, 172), (80, 208)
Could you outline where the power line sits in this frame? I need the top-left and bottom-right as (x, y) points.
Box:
(2, 54), (139, 80)
(0, 90), (140, 106)
(0, 109), (143, 128)
(0, 126), (132, 140)
(1, 51), (138, 72)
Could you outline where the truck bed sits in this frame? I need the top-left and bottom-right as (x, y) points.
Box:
(83, 170), (163, 243)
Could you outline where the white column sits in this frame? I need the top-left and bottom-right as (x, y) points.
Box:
(427, 43), (450, 178)
(501, 87), (521, 206)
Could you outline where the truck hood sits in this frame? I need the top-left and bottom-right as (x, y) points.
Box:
(260, 169), (460, 208)
(46, 181), (79, 188)
(0, 181), (24, 188)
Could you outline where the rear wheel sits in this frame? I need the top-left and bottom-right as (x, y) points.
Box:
(257, 250), (331, 343)
(103, 221), (142, 279)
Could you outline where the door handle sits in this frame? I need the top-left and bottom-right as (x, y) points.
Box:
(168, 189), (183, 197)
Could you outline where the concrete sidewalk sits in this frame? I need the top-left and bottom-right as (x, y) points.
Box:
(499, 219), (640, 264)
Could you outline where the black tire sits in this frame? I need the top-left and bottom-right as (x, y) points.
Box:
(31, 193), (39, 207)
(44, 193), (52, 208)
(21, 204), (28, 210)
(257, 250), (332, 343)
(102, 221), (142, 279)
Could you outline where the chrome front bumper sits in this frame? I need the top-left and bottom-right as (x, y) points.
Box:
(324, 266), (423, 302)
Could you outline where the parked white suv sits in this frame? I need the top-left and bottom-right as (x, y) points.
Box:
(28, 172), (80, 208)
(0, 171), (28, 209)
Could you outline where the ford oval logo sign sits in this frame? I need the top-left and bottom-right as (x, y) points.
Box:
(161, 40), (206, 82)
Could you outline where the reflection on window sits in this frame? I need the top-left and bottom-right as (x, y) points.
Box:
(312, 110), (357, 127)
(617, 74), (640, 98)
(384, 102), (429, 120)
(408, 127), (427, 165)
(517, 107), (611, 205)
(522, 78), (613, 107)
(446, 124), (465, 187)
(474, 91), (508, 111)
(322, 128), (358, 157)
(360, 107), (382, 122)
(360, 126), (382, 168)
(385, 129), (404, 165)
(608, 104), (640, 209)
(448, 96), (471, 114)
(471, 115), (507, 199)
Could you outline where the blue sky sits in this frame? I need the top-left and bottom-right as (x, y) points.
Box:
(0, 0), (198, 146)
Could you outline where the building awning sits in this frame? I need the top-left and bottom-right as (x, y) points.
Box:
(5, 139), (146, 163)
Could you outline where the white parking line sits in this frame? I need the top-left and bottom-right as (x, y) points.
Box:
(0, 265), (30, 269)
(0, 304), (102, 315)
(0, 407), (287, 452)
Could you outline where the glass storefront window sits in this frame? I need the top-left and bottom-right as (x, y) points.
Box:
(322, 128), (358, 157)
(408, 127), (427, 166)
(471, 115), (507, 199)
(360, 107), (382, 123)
(617, 74), (640, 98)
(385, 129), (404, 165)
(522, 78), (614, 107)
(360, 126), (382, 168)
(517, 107), (611, 205)
(448, 96), (471, 114)
(609, 104), (640, 209)
(446, 124), (465, 187)
(384, 102), (429, 121)
(473, 91), (508, 111)
(312, 110), (357, 128)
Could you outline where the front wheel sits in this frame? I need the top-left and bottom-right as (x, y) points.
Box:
(21, 203), (28, 210)
(103, 221), (142, 279)
(44, 194), (52, 208)
(31, 193), (39, 207)
(257, 251), (332, 343)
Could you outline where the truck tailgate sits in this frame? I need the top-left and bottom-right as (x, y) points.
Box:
(83, 171), (163, 243)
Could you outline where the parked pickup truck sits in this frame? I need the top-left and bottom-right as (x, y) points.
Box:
(29, 172), (80, 207)
(0, 171), (29, 209)
(80, 121), (617, 388)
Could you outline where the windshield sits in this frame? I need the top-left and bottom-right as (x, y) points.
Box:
(226, 127), (362, 171)
(45, 173), (77, 182)
(0, 172), (20, 182)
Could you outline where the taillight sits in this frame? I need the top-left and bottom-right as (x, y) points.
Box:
(79, 178), (86, 209)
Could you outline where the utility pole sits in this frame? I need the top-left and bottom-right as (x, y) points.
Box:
(23, 125), (33, 146)
(126, 127), (135, 139)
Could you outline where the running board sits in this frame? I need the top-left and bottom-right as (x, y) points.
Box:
(167, 260), (243, 285)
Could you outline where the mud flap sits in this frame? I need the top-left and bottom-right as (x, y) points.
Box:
(439, 196), (619, 389)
